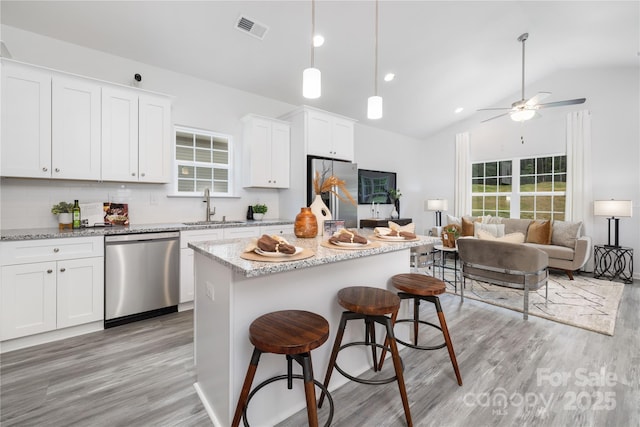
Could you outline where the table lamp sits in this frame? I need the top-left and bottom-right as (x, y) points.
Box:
(425, 199), (448, 237)
(593, 199), (632, 247)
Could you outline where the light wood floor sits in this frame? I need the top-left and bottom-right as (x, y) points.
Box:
(2, 277), (638, 427)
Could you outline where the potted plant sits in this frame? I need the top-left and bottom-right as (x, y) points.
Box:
(252, 203), (268, 220)
(442, 224), (461, 248)
(51, 201), (74, 225)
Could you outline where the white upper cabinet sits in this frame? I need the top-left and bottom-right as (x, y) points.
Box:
(51, 76), (102, 180)
(101, 90), (171, 183)
(138, 94), (172, 183)
(1, 59), (172, 183)
(1, 61), (52, 178)
(101, 87), (139, 182)
(242, 114), (290, 188)
(306, 108), (355, 161)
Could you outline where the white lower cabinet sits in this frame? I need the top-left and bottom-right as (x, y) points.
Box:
(0, 236), (104, 341)
(260, 224), (294, 236)
(223, 227), (261, 240)
(180, 229), (224, 304)
(56, 257), (104, 329)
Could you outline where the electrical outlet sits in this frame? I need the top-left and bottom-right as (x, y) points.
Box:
(149, 192), (158, 205)
(205, 282), (215, 301)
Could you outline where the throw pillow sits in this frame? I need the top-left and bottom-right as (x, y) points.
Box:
(526, 220), (552, 245)
(447, 214), (461, 226)
(477, 229), (525, 243)
(474, 223), (506, 238)
(551, 220), (583, 248)
(461, 216), (479, 237)
(485, 216), (504, 225)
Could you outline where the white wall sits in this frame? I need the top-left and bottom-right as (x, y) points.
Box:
(422, 66), (640, 276)
(353, 124), (427, 232)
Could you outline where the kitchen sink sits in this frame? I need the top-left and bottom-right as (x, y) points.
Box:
(183, 220), (245, 226)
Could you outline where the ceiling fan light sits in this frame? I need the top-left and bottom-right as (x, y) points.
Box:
(510, 109), (535, 122)
(303, 67), (321, 99)
(367, 95), (383, 119)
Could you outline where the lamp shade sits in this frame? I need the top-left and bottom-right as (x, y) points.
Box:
(425, 199), (448, 212)
(510, 109), (535, 122)
(303, 67), (321, 99)
(594, 200), (632, 218)
(367, 95), (383, 120)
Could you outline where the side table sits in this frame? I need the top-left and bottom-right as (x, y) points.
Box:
(593, 245), (633, 284)
(433, 244), (462, 297)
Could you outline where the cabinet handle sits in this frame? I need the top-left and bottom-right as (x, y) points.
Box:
(141, 173), (145, 177)
(53, 248), (60, 253)
(55, 168), (60, 173)
(131, 172), (136, 176)
(60, 268), (66, 272)
(42, 167), (48, 172)
(47, 269), (53, 274)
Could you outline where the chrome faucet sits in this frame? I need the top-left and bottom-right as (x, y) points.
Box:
(203, 188), (216, 221)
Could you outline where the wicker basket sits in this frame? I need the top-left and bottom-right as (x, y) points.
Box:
(441, 224), (461, 248)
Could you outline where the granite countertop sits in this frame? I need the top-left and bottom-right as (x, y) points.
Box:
(0, 219), (295, 241)
(189, 232), (440, 278)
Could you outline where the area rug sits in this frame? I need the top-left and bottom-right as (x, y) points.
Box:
(442, 272), (625, 336)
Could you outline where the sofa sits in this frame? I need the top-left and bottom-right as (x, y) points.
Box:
(448, 216), (591, 280)
(456, 238), (549, 319)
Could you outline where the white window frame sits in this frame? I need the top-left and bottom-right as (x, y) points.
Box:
(172, 125), (233, 197)
(471, 153), (567, 220)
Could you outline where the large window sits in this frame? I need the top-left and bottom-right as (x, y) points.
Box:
(472, 155), (566, 220)
(174, 126), (232, 196)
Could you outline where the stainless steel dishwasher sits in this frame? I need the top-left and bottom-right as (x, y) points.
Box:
(104, 231), (180, 328)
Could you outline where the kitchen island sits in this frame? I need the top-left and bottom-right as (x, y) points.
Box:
(189, 232), (435, 426)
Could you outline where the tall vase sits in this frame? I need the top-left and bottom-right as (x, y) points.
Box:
(294, 207), (318, 238)
(310, 194), (332, 235)
(394, 199), (400, 218)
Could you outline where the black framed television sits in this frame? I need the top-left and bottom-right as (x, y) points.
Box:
(357, 169), (397, 204)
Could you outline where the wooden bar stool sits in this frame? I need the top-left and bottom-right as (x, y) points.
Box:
(232, 310), (333, 427)
(379, 273), (462, 386)
(319, 286), (413, 427)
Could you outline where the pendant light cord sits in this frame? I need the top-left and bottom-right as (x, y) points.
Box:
(311, 0), (315, 68)
(374, 0), (379, 96)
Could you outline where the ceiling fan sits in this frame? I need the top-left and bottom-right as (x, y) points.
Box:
(478, 33), (586, 123)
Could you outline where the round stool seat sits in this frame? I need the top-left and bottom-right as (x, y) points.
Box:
(338, 286), (400, 316)
(249, 310), (329, 355)
(392, 273), (446, 297)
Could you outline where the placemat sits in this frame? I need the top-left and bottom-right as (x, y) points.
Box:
(320, 240), (381, 250)
(240, 248), (315, 262)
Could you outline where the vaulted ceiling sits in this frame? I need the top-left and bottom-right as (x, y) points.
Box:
(2, 1), (638, 140)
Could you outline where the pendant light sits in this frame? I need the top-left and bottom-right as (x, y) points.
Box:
(303, 0), (321, 99)
(367, 0), (382, 119)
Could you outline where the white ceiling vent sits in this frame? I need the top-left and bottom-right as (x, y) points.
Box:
(235, 15), (268, 40)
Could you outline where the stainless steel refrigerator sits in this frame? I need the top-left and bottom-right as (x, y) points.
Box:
(307, 156), (358, 229)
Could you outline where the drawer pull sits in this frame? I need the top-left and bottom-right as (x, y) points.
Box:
(60, 268), (66, 272)
(42, 167), (48, 172)
(53, 248), (60, 253)
(47, 269), (53, 274)
(55, 168), (60, 173)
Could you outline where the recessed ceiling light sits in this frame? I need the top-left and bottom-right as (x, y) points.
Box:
(454, 107), (464, 114)
(383, 73), (395, 82)
(313, 35), (324, 47)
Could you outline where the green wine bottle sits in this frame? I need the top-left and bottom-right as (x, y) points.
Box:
(72, 200), (81, 229)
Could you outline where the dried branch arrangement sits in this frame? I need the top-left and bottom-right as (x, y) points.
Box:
(313, 171), (357, 206)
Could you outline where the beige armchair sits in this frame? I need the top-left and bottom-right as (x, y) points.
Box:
(457, 238), (549, 320)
